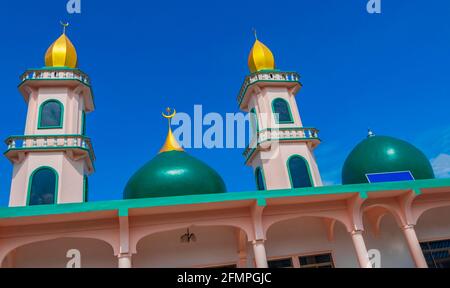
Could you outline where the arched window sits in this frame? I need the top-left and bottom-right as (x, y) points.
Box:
(287, 155), (313, 188)
(38, 100), (64, 129)
(272, 98), (293, 124)
(28, 167), (58, 206)
(255, 167), (266, 191)
(250, 108), (258, 138)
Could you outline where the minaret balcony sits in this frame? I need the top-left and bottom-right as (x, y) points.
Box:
(243, 127), (320, 163)
(4, 134), (96, 173)
(20, 68), (90, 85)
(238, 71), (302, 109)
(18, 68), (95, 112)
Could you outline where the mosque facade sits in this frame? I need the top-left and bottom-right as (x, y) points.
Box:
(0, 27), (449, 268)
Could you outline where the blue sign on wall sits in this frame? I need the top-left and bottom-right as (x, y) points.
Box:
(366, 171), (415, 183)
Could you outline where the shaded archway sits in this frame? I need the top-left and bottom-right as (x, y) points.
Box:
(1, 237), (117, 268)
(133, 226), (243, 268)
(361, 205), (415, 268)
(264, 216), (358, 268)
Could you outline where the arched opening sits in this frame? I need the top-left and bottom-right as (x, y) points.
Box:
(38, 99), (64, 129)
(1, 237), (116, 268)
(271, 98), (293, 124)
(287, 155), (313, 188)
(265, 216), (357, 268)
(255, 167), (266, 191)
(28, 167), (58, 206)
(414, 206), (450, 268)
(361, 206), (415, 268)
(133, 226), (243, 268)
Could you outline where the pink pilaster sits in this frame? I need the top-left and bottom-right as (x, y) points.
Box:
(252, 240), (268, 268)
(118, 254), (132, 268)
(350, 230), (371, 268)
(401, 225), (428, 268)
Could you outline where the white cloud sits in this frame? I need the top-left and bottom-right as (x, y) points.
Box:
(431, 154), (450, 178)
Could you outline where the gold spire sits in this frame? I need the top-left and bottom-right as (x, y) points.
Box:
(248, 30), (276, 73)
(44, 22), (78, 68)
(159, 108), (184, 154)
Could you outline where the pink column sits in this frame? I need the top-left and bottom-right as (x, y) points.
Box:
(252, 240), (268, 268)
(118, 254), (132, 268)
(350, 230), (371, 268)
(401, 225), (428, 268)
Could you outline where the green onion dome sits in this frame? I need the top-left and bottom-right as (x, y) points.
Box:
(342, 133), (435, 185)
(124, 108), (226, 199)
(124, 151), (227, 199)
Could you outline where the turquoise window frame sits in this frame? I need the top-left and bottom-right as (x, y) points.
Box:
(38, 99), (64, 129)
(83, 176), (89, 202)
(287, 155), (314, 188)
(271, 98), (294, 124)
(81, 111), (87, 135)
(27, 166), (59, 206)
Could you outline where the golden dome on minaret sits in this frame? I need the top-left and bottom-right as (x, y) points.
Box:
(44, 22), (78, 69)
(248, 30), (275, 73)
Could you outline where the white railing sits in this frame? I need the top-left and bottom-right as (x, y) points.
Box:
(238, 71), (300, 105)
(244, 127), (319, 160)
(5, 134), (95, 160)
(20, 69), (90, 86)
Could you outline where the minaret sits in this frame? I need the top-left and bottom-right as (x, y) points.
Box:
(5, 23), (95, 207)
(239, 33), (322, 190)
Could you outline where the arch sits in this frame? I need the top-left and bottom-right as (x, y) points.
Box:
(361, 202), (407, 230)
(410, 193), (450, 225)
(133, 225), (242, 268)
(264, 214), (354, 250)
(271, 98), (294, 124)
(27, 166), (59, 206)
(287, 155), (314, 188)
(255, 167), (266, 191)
(0, 233), (119, 268)
(38, 99), (64, 129)
(131, 221), (254, 255)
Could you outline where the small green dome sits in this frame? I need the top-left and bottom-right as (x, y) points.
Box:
(342, 135), (435, 185)
(124, 151), (227, 199)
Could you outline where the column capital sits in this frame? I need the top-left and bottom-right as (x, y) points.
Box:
(251, 239), (266, 245)
(351, 229), (365, 236)
(401, 224), (415, 230)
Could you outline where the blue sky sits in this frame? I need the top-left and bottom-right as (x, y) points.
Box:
(0, 0), (449, 206)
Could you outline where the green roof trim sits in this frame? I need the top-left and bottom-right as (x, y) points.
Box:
(0, 178), (449, 220)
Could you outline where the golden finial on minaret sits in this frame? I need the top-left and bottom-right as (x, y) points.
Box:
(159, 107), (184, 154)
(252, 28), (258, 40)
(60, 21), (69, 34)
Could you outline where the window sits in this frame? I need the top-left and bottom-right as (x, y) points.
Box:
(268, 258), (293, 268)
(420, 239), (450, 268)
(83, 176), (89, 202)
(81, 111), (87, 135)
(28, 167), (58, 206)
(38, 100), (64, 129)
(288, 155), (313, 188)
(272, 98), (293, 124)
(268, 253), (334, 268)
(206, 264), (237, 269)
(299, 253), (334, 268)
(255, 167), (266, 191)
(250, 108), (258, 137)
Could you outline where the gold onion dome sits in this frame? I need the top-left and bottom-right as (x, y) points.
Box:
(44, 22), (78, 68)
(248, 31), (276, 73)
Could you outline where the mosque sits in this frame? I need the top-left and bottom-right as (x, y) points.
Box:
(0, 25), (449, 268)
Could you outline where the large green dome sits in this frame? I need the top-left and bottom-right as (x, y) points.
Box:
(124, 151), (227, 199)
(342, 135), (435, 185)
